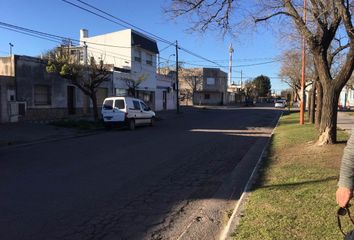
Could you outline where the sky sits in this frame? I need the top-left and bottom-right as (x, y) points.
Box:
(0, 0), (289, 92)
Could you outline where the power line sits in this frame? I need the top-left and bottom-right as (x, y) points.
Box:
(159, 43), (175, 53)
(0, 25), (62, 44)
(0, 21), (178, 66)
(0, 20), (279, 73)
(71, 0), (172, 45)
(0, 22), (280, 76)
(180, 59), (280, 68)
(178, 57), (280, 63)
(62, 0), (225, 68)
(0, 21), (132, 49)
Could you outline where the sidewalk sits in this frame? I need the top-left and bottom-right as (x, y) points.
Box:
(0, 122), (88, 148)
(0, 109), (183, 148)
(337, 111), (354, 132)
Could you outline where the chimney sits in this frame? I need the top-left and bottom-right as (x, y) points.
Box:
(80, 29), (88, 39)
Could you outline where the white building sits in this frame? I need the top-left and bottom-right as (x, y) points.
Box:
(80, 29), (159, 109)
(339, 85), (354, 110)
(156, 73), (176, 111)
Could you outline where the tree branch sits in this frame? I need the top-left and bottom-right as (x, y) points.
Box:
(255, 11), (294, 23)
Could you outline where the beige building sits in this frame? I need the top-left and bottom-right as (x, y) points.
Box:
(179, 68), (228, 106)
(0, 55), (112, 122)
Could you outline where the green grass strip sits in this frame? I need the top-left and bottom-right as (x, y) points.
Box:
(232, 111), (349, 240)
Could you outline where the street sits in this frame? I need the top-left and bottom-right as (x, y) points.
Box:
(0, 107), (281, 240)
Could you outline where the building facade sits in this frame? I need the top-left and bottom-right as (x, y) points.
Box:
(0, 55), (112, 122)
(179, 68), (228, 106)
(80, 29), (159, 109)
(156, 73), (176, 111)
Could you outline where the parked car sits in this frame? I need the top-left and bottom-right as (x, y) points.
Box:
(274, 100), (286, 108)
(101, 97), (155, 130)
(292, 101), (300, 108)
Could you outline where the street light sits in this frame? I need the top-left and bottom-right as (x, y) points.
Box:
(9, 43), (14, 56)
(166, 54), (175, 69)
(158, 54), (175, 74)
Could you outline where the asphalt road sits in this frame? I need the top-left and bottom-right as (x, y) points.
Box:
(0, 106), (281, 240)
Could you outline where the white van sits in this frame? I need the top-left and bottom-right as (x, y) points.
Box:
(101, 97), (156, 130)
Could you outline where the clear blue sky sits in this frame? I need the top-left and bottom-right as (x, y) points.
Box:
(0, 0), (288, 92)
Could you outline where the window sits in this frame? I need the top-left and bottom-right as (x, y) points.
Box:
(133, 100), (141, 110)
(79, 50), (83, 62)
(34, 85), (51, 105)
(146, 53), (153, 65)
(115, 88), (127, 97)
(204, 94), (210, 100)
(114, 100), (125, 109)
(206, 77), (215, 85)
(134, 49), (142, 62)
(143, 92), (151, 102)
(103, 100), (113, 110)
(140, 102), (150, 111)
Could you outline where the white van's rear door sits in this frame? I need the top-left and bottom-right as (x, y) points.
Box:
(112, 99), (126, 122)
(102, 99), (125, 122)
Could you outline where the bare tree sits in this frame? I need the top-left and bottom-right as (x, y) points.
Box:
(179, 67), (204, 104)
(279, 50), (314, 100)
(167, 0), (354, 144)
(46, 47), (111, 121)
(244, 79), (257, 102)
(124, 74), (148, 97)
(179, 89), (193, 105)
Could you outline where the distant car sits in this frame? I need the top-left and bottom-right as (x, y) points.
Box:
(292, 101), (300, 108)
(101, 97), (155, 130)
(275, 100), (286, 108)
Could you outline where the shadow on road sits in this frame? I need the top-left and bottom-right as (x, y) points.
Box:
(0, 107), (282, 240)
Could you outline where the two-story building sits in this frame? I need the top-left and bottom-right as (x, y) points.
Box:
(179, 68), (228, 106)
(80, 29), (159, 109)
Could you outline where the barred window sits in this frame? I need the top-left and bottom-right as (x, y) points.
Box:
(146, 53), (153, 65)
(134, 49), (142, 62)
(34, 85), (51, 105)
(206, 77), (215, 85)
(115, 88), (127, 97)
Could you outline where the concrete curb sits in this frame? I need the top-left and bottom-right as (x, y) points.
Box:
(219, 112), (282, 240)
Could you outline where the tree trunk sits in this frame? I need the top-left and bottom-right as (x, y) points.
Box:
(315, 80), (322, 128)
(309, 83), (316, 124)
(90, 93), (99, 121)
(317, 85), (339, 145)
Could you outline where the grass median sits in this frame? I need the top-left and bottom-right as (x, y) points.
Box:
(232, 111), (349, 240)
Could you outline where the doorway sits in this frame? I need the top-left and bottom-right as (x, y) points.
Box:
(67, 86), (76, 114)
(163, 91), (167, 110)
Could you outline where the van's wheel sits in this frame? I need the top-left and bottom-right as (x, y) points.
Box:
(128, 119), (135, 130)
(150, 117), (155, 126)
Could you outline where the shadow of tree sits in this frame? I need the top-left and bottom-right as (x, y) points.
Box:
(255, 176), (338, 190)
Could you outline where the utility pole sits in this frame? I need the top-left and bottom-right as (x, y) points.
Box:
(300, 0), (307, 125)
(83, 42), (89, 115)
(229, 43), (234, 86)
(175, 40), (180, 113)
